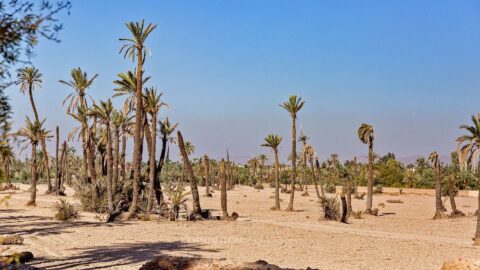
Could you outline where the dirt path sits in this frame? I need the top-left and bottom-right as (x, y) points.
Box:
(0, 184), (478, 269)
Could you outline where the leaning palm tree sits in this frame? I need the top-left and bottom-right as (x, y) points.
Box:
(120, 20), (157, 219)
(143, 87), (168, 220)
(88, 99), (114, 212)
(17, 117), (52, 206)
(357, 123), (375, 214)
(457, 113), (480, 245)
(17, 67), (53, 192)
(280, 95), (305, 211)
(59, 67), (98, 113)
(261, 134), (282, 210)
(429, 151), (445, 219)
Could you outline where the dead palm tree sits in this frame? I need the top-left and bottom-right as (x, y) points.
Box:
(280, 95), (305, 211)
(457, 113), (480, 245)
(119, 20), (157, 219)
(144, 87), (168, 219)
(17, 117), (52, 206)
(17, 66), (53, 192)
(261, 134), (282, 210)
(88, 99), (114, 212)
(429, 151), (445, 219)
(358, 123), (375, 214)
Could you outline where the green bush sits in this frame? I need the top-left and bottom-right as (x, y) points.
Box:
(54, 199), (79, 222)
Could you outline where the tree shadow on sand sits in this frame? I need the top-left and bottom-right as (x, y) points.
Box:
(32, 241), (220, 270)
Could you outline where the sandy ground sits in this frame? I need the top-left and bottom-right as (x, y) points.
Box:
(0, 184), (478, 270)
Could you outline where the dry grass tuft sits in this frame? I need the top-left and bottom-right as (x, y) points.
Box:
(54, 199), (79, 222)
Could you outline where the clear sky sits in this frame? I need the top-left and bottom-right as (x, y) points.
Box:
(6, 0), (480, 163)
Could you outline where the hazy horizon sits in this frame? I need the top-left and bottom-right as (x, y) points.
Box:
(6, 0), (480, 164)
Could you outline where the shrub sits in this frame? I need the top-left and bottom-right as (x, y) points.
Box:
(54, 199), (79, 222)
(74, 183), (106, 213)
(373, 185), (384, 194)
(319, 196), (341, 221)
(351, 211), (363, 219)
(164, 185), (190, 221)
(325, 183), (336, 194)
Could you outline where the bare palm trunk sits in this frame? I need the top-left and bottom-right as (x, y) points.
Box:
(287, 117), (297, 211)
(366, 143), (374, 213)
(126, 47), (144, 219)
(86, 133), (98, 204)
(475, 176), (480, 245)
(27, 143), (37, 206)
(433, 163), (444, 219)
(105, 123), (114, 212)
(177, 131), (201, 216)
(309, 157), (321, 199)
(113, 127), (120, 193)
(120, 130), (127, 184)
(220, 159), (229, 219)
(203, 156), (210, 196)
(274, 148), (280, 210)
(303, 146), (308, 193)
(55, 126), (59, 192)
(28, 87), (51, 192)
(154, 137), (167, 205)
(346, 181), (352, 216)
(145, 113), (157, 219)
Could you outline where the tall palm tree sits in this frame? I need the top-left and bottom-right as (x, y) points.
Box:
(144, 87), (168, 219)
(280, 95), (305, 211)
(429, 151), (445, 219)
(457, 113), (480, 245)
(17, 117), (52, 206)
(261, 134), (282, 210)
(59, 67), (98, 113)
(120, 20), (157, 219)
(155, 118), (178, 205)
(358, 123), (375, 214)
(17, 67), (53, 192)
(0, 145), (14, 188)
(88, 99), (114, 212)
(298, 133), (309, 192)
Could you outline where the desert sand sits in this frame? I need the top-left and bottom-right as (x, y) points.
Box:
(0, 184), (478, 270)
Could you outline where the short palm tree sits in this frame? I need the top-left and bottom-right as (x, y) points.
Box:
(429, 151), (445, 219)
(358, 123), (375, 214)
(17, 66), (52, 192)
(261, 134), (282, 210)
(88, 99), (114, 212)
(155, 118), (178, 205)
(457, 113), (480, 245)
(120, 20), (157, 219)
(280, 95), (305, 211)
(59, 67), (98, 113)
(17, 117), (52, 206)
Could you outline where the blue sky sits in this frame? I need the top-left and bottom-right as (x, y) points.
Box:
(7, 0), (480, 163)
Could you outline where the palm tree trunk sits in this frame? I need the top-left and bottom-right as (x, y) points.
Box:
(126, 47), (144, 219)
(28, 88), (51, 193)
(55, 126), (59, 192)
(58, 141), (66, 192)
(86, 133), (98, 204)
(309, 157), (321, 199)
(274, 148), (280, 210)
(303, 146), (307, 192)
(287, 116), (297, 211)
(433, 164), (444, 219)
(315, 157), (325, 197)
(113, 128), (120, 193)
(154, 137), (167, 205)
(204, 156), (210, 196)
(475, 176), (480, 245)
(366, 143), (374, 213)
(105, 124), (114, 212)
(346, 182), (352, 216)
(27, 143), (37, 206)
(220, 159), (229, 219)
(145, 113), (157, 219)
(177, 131), (202, 216)
(120, 130), (127, 184)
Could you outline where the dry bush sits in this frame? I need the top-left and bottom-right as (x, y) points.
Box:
(386, 199), (403, 203)
(254, 184), (264, 190)
(319, 196), (341, 221)
(373, 185), (384, 194)
(74, 183), (106, 213)
(324, 183), (336, 194)
(54, 199), (79, 222)
(351, 211), (363, 219)
(378, 203), (385, 208)
(0, 235), (24, 245)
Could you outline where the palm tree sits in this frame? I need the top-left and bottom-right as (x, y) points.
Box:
(17, 67), (53, 192)
(59, 67), (98, 113)
(306, 145), (321, 199)
(280, 95), (305, 211)
(258, 154), (268, 186)
(17, 117), (52, 206)
(457, 113), (480, 245)
(261, 134), (282, 210)
(177, 131), (202, 216)
(358, 123), (375, 214)
(113, 70), (151, 113)
(155, 118), (178, 205)
(120, 20), (157, 219)
(298, 133), (309, 192)
(144, 87), (168, 219)
(428, 151), (445, 219)
(111, 109), (122, 192)
(88, 99), (114, 212)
